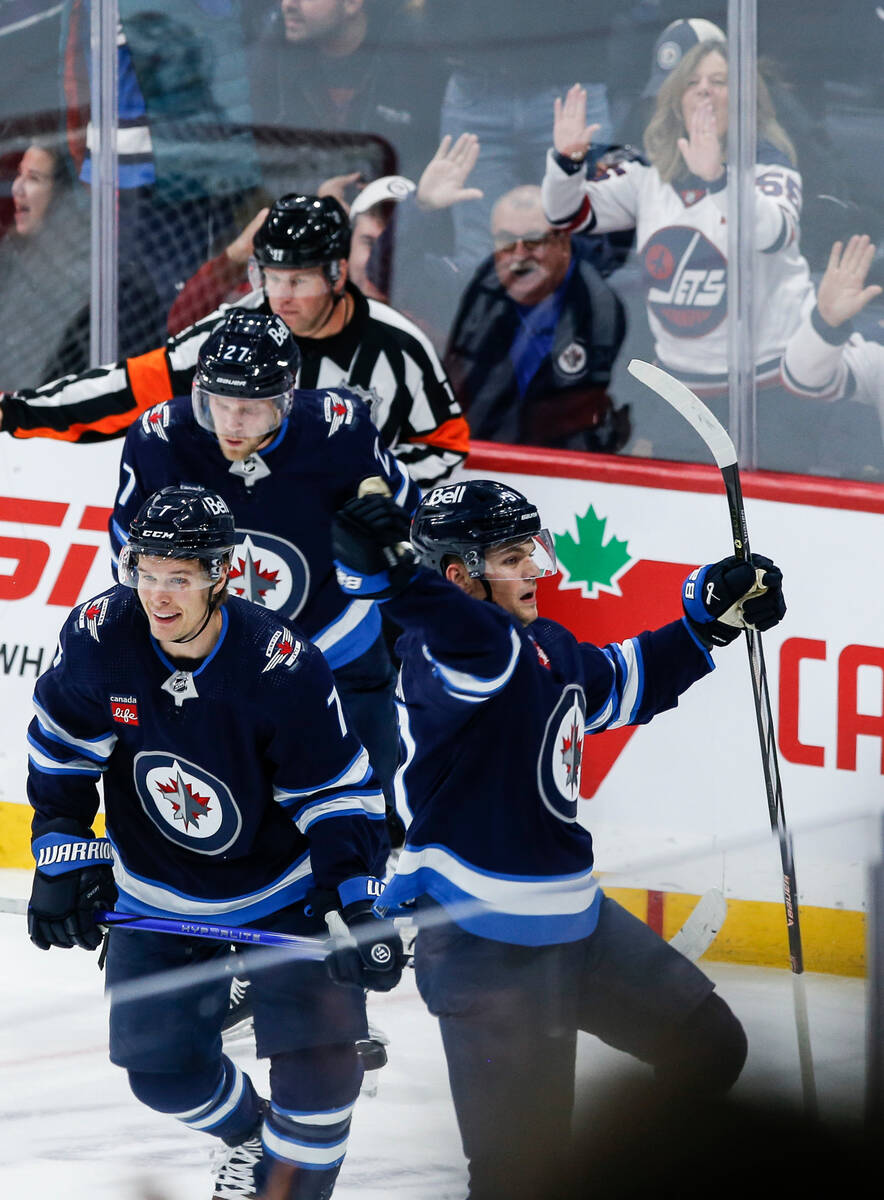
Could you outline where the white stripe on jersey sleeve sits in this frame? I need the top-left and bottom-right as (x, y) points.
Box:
(33, 702), (118, 761)
(601, 638), (644, 730)
(293, 790), (386, 834)
(273, 746), (374, 802)
(422, 626), (521, 701)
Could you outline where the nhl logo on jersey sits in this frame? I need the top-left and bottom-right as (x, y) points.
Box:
(263, 628), (303, 673)
(538, 685), (586, 823)
(323, 392), (355, 436)
(134, 751), (242, 853)
(77, 593), (112, 642)
(141, 402), (171, 441)
(228, 530), (310, 616)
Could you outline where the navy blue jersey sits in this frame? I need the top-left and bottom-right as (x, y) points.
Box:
(28, 588), (388, 923)
(110, 390), (420, 669)
(378, 571), (714, 946)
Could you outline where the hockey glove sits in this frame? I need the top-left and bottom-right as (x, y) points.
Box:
(332, 493), (417, 600)
(682, 554), (786, 649)
(324, 900), (405, 993)
(28, 818), (117, 951)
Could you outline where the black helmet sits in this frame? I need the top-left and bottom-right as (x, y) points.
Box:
(192, 309), (299, 437)
(118, 484), (235, 587)
(252, 193), (351, 269)
(411, 480), (554, 578)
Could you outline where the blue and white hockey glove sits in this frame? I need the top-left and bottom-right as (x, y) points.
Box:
(332, 493), (417, 600)
(28, 818), (117, 951)
(682, 554), (786, 649)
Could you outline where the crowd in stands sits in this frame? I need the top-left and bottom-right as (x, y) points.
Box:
(1, 0), (883, 478)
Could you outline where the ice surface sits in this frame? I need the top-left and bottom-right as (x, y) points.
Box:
(0, 869), (867, 1199)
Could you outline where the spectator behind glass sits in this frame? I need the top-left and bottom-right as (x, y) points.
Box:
(424, 2), (616, 272)
(0, 141), (161, 390)
(61, 0), (260, 315)
(248, 0), (446, 185)
(541, 41), (866, 475)
(444, 184), (629, 452)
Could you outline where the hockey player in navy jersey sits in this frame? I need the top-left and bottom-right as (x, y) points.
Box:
(110, 307), (421, 834)
(27, 484), (404, 1199)
(331, 479), (787, 1200)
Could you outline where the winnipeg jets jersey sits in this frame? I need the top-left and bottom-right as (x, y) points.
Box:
(28, 590), (388, 922)
(377, 571), (713, 946)
(542, 146), (814, 390)
(110, 389), (421, 669)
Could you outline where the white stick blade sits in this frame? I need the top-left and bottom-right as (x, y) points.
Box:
(668, 887), (728, 962)
(627, 359), (737, 469)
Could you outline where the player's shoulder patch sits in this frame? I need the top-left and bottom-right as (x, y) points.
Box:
(139, 401), (173, 441)
(137, 395), (191, 444)
(322, 390), (359, 437)
(74, 590), (118, 644)
(261, 625), (306, 674)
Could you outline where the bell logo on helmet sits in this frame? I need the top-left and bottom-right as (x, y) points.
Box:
(425, 485), (465, 507)
(267, 319), (289, 347)
(203, 496), (230, 517)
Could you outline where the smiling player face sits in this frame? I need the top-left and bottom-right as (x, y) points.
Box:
(136, 556), (225, 650)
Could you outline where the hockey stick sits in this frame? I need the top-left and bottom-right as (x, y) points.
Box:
(627, 358), (817, 1113)
(2, 887), (728, 961)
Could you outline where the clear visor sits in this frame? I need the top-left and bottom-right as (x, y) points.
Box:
(192, 385), (293, 440)
(470, 531), (558, 580)
(259, 265), (333, 298)
(118, 545), (229, 591)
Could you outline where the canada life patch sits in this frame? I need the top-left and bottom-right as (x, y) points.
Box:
(110, 694), (139, 725)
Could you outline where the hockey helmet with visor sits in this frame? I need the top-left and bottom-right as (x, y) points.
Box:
(119, 484), (235, 590)
(410, 479), (557, 580)
(192, 309), (299, 441)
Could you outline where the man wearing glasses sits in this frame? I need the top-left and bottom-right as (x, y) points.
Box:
(444, 183), (629, 451)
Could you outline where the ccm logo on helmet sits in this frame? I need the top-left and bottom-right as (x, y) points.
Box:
(141, 530), (176, 539)
(425, 485), (466, 507)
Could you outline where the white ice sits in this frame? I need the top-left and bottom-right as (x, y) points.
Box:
(0, 868), (867, 1199)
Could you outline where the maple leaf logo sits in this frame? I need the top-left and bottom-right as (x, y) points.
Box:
(560, 718), (583, 788)
(84, 603), (102, 620)
(157, 768), (212, 831)
(554, 506), (632, 599)
(229, 546), (280, 604)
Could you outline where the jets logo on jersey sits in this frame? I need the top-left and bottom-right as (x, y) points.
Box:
(323, 392), (355, 436)
(643, 227), (727, 338)
(134, 751), (242, 854)
(110, 694), (139, 725)
(538, 685), (586, 822)
(263, 628), (303, 673)
(141, 403), (171, 441)
(77, 593), (112, 642)
(228, 530), (310, 616)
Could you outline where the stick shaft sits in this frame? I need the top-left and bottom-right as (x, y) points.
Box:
(94, 910), (328, 958)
